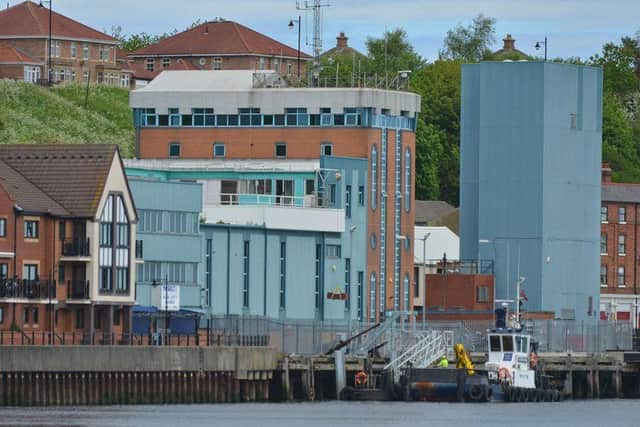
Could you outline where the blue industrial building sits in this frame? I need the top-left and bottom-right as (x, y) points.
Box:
(459, 61), (603, 321)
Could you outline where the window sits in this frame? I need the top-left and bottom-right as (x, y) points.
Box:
(83, 71), (89, 82)
(258, 57), (265, 70)
(193, 108), (215, 126)
(618, 235), (626, 255)
(280, 242), (286, 309)
(617, 266), (625, 287)
(120, 73), (130, 88)
(345, 258), (351, 302)
(619, 207), (627, 223)
(403, 273), (410, 311)
(23, 264), (37, 281)
(370, 233), (377, 249)
(371, 145), (378, 210)
(275, 143), (287, 158)
(0, 307), (3, 323)
(0, 263), (8, 280)
(345, 185), (352, 218)
(287, 62), (293, 75)
(169, 108), (180, 126)
(116, 268), (128, 292)
(476, 286), (489, 302)
(100, 267), (112, 291)
(169, 143), (181, 157)
(99, 46), (109, 62)
(52, 40), (61, 57)
(71, 42), (77, 58)
(212, 57), (222, 70)
(162, 58), (171, 68)
(143, 108), (157, 126)
(0, 218), (6, 237)
(329, 184), (336, 205)
(24, 220), (39, 239)
(370, 272), (376, 320)
(243, 241), (250, 308)
(502, 336), (514, 352)
(75, 309), (84, 329)
(83, 43), (89, 60)
(315, 244), (322, 309)
(326, 244), (341, 258)
(99, 194), (130, 294)
(601, 206), (608, 222)
(272, 58), (279, 71)
(600, 233), (607, 254)
(404, 148), (411, 212)
(305, 180), (315, 195)
(100, 223), (112, 246)
(489, 335), (501, 352)
(213, 143), (226, 157)
(600, 265), (607, 287)
(32, 307), (39, 325)
(358, 186), (364, 206)
(357, 271), (364, 320)
(239, 108), (261, 126)
(321, 143), (333, 156)
(145, 58), (154, 72)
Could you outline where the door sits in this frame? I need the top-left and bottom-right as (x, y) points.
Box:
(275, 180), (293, 205)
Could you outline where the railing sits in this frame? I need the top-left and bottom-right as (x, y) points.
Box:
(67, 279), (90, 300)
(421, 259), (495, 275)
(215, 193), (324, 208)
(61, 238), (90, 257)
(0, 279), (56, 299)
(135, 240), (144, 259)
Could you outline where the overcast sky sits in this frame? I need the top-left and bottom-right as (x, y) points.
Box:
(17, 0), (640, 60)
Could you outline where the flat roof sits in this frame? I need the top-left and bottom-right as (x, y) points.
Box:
(124, 158), (320, 173)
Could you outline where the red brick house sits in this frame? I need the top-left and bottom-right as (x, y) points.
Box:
(0, 1), (129, 87)
(0, 145), (139, 342)
(600, 164), (640, 327)
(127, 20), (311, 84)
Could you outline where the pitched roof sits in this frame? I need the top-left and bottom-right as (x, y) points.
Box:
(0, 42), (40, 64)
(602, 183), (640, 203)
(0, 144), (118, 218)
(0, 1), (117, 43)
(415, 200), (457, 224)
(130, 20), (310, 59)
(0, 159), (68, 216)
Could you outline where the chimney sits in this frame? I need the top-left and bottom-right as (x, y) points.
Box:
(602, 163), (612, 183)
(336, 32), (348, 49)
(502, 34), (515, 51)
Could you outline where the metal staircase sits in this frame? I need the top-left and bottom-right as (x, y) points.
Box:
(384, 330), (454, 380)
(354, 312), (403, 356)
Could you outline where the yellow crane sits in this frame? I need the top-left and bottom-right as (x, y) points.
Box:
(454, 343), (475, 375)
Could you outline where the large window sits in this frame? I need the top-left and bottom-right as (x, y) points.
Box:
(600, 265), (607, 287)
(243, 240), (250, 308)
(280, 242), (286, 310)
(601, 206), (608, 222)
(371, 145), (378, 210)
(24, 220), (39, 239)
(618, 235), (626, 255)
(617, 266), (625, 287)
(0, 218), (6, 237)
(600, 233), (607, 254)
(404, 148), (411, 212)
(619, 207), (627, 223)
(99, 194), (130, 294)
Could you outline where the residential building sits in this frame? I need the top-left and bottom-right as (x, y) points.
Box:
(128, 69), (420, 321)
(127, 19), (311, 82)
(0, 1), (128, 87)
(460, 61), (603, 321)
(600, 164), (640, 327)
(0, 145), (137, 339)
(491, 34), (531, 60)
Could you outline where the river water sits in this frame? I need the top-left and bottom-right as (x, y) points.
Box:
(1, 400), (639, 426)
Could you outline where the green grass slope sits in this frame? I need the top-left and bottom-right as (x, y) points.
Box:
(0, 80), (134, 157)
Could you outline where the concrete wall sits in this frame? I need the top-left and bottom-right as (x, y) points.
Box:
(460, 61), (602, 321)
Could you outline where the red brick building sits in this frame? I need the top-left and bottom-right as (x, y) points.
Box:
(0, 145), (138, 341)
(0, 1), (129, 87)
(127, 20), (311, 83)
(600, 164), (640, 326)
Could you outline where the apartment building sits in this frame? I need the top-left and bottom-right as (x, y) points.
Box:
(0, 1), (128, 87)
(0, 145), (138, 340)
(128, 69), (420, 321)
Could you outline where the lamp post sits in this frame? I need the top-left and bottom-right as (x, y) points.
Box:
(418, 233), (431, 329)
(535, 36), (548, 62)
(39, 0), (53, 84)
(288, 16), (301, 78)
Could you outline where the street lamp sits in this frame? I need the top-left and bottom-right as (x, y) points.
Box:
(417, 232), (431, 328)
(39, 0), (53, 85)
(151, 274), (170, 344)
(288, 16), (301, 78)
(535, 37), (548, 62)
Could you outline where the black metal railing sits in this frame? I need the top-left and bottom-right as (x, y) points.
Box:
(135, 239), (143, 259)
(61, 238), (90, 257)
(421, 259), (495, 275)
(67, 279), (90, 299)
(0, 279), (56, 299)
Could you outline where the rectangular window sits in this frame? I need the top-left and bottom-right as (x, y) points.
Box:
(100, 223), (112, 246)
(476, 286), (489, 302)
(162, 58), (171, 68)
(145, 58), (154, 72)
(321, 143), (333, 156)
(345, 258), (351, 302)
(169, 108), (180, 126)
(243, 241), (250, 308)
(70, 42), (77, 58)
(329, 184), (336, 204)
(23, 264), (37, 281)
(212, 57), (222, 70)
(52, 40), (61, 57)
(600, 233), (607, 254)
(601, 206), (608, 222)
(305, 179), (315, 195)
(275, 143), (287, 158)
(117, 224), (129, 247)
(618, 235), (626, 255)
(0, 218), (6, 237)
(600, 265), (607, 287)
(315, 244), (322, 309)
(100, 267), (112, 291)
(116, 268), (128, 292)
(617, 266), (625, 287)
(24, 220), (39, 239)
(326, 244), (341, 258)
(619, 207), (627, 223)
(280, 241), (286, 309)
(358, 186), (364, 206)
(213, 143), (226, 157)
(0, 263), (8, 280)
(83, 43), (89, 60)
(345, 185), (352, 218)
(287, 62), (293, 75)
(99, 46), (109, 61)
(169, 142), (181, 157)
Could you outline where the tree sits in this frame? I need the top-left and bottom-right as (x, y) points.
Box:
(602, 92), (640, 182)
(415, 119), (444, 200)
(365, 28), (426, 78)
(439, 14), (496, 62)
(590, 36), (640, 99)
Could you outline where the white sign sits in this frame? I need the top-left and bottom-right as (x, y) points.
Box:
(153, 284), (180, 312)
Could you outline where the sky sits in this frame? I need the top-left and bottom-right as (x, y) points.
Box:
(15, 0), (640, 60)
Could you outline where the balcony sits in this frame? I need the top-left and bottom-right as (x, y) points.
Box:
(204, 193), (345, 233)
(67, 279), (90, 300)
(0, 279), (56, 300)
(61, 238), (91, 260)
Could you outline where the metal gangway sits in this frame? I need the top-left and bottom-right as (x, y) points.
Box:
(354, 312), (403, 356)
(384, 330), (454, 381)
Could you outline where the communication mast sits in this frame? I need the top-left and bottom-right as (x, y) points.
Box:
(296, 0), (330, 86)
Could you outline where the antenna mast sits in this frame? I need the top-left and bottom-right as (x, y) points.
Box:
(297, 0), (330, 87)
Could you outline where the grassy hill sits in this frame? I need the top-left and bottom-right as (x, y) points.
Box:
(0, 80), (134, 157)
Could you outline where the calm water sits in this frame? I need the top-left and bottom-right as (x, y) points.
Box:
(1, 401), (639, 427)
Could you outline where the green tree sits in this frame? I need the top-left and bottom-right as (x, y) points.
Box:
(415, 119), (444, 200)
(590, 36), (639, 99)
(364, 28), (426, 77)
(439, 14), (496, 62)
(602, 92), (640, 182)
